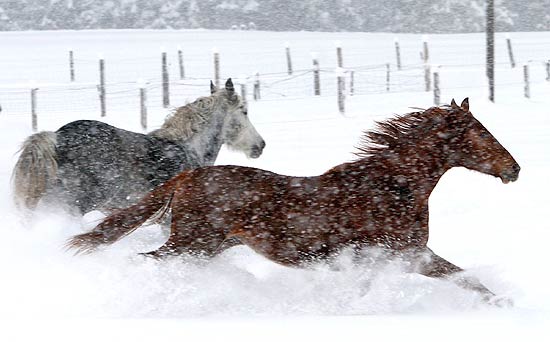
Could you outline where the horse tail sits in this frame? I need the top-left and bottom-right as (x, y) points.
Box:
(66, 176), (180, 254)
(11, 131), (58, 210)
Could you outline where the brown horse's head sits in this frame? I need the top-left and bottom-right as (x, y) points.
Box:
(444, 98), (520, 183)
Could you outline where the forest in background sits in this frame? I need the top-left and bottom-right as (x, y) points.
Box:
(0, 0), (548, 32)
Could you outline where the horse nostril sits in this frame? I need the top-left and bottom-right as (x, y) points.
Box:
(260, 140), (266, 150)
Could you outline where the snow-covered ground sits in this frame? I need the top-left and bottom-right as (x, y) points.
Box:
(0, 30), (549, 340)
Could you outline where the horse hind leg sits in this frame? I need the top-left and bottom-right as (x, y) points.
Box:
(141, 218), (230, 260)
(141, 236), (230, 260)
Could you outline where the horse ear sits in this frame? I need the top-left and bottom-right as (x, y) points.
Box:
(210, 80), (218, 94)
(450, 98), (459, 110)
(225, 78), (235, 93)
(460, 97), (469, 111)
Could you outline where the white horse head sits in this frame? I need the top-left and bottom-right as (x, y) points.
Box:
(212, 78), (265, 159)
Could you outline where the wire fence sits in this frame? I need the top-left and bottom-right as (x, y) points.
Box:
(1, 34), (549, 131)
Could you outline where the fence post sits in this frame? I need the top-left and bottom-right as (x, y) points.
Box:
(285, 42), (293, 75)
(336, 41), (344, 69)
(99, 55), (106, 117)
(213, 48), (220, 88)
(336, 67), (345, 115)
(138, 79), (147, 131)
(69, 49), (75, 82)
(433, 69), (440, 105)
(486, 0), (495, 102)
(506, 34), (516, 68)
(394, 38), (402, 70)
(161, 49), (170, 108)
(523, 64), (530, 98)
(237, 75), (248, 104)
(386, 63), (390, 92)
(335, 41), (345, 114)
(546, 60), (550, 81)
(31, 85), (38, 132)
(312, 52), (320, 96)
(349, 70), (355, 96)
(240, 83), (247, 104)
(422, 35), (431, 92)
(253, 72), (261, 100)
(178, 45), (185, 80)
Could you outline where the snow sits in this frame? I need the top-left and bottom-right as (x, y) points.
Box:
(1, 29), (550, 340)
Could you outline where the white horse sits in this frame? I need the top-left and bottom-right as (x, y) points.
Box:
(12, 78), (265, 215)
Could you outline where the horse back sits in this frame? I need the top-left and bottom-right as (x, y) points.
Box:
(54, 120), (196, 212)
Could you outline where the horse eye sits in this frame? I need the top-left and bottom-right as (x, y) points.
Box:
(243, 110), (248, 116)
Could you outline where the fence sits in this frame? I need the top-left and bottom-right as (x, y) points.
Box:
(1, 35), (549, 131)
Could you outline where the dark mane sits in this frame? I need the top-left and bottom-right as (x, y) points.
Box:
(354, 105), (452, 159)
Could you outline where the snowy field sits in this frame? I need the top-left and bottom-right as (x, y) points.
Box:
(0, 30), (549, 340)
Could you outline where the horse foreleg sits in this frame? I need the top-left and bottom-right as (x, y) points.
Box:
(413, 248), (511, 306)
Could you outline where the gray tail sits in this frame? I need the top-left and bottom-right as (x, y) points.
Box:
(11, 131), (58, 210)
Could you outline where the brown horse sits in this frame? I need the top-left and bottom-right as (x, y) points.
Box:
(68, 98), (520, 305)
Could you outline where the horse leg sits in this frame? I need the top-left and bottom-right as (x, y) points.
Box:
(143, 229), (241, 260)
(142, 234), (232, 259)
(413, 248), (511, 306)
(141, 242), (180, 259)
(142, 205), (231, 260)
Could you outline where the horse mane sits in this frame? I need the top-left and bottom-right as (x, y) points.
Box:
(354, 105), (453, 159)
(149, 89), (240, 141)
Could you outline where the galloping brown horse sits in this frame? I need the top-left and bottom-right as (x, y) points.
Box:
(68, 98), (520, 305)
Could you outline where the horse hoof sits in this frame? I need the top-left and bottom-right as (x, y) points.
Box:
(139, 251), (162, 260)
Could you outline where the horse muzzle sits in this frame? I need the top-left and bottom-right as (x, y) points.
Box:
(500, 163), (520, 184)
(249, 140), (266, 159)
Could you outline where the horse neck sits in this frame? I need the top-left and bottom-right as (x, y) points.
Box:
(329, 142), (451, 200)
(184, 109), (226, 166)
(149, 97), (227, 166)
(388, 144), (451, 195)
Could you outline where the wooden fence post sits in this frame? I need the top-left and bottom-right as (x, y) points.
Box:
(178, 45), (185, 80)
(312, 52), (320, 96)
(99, 55), (106, 117)
(386, 63), (391, 92)
(394, 38), (402, 70)
(506, 34), (516, 68)
(240, 83), (247, 104)
(237, 75), (248, 104)
(162, 49), (170, 108)
(336, 41), (345, 114)
(486, 0), (495, 102)
(336, 41), (344, 69)
(433, 70), (440, 105)
(69, 49), (75, 82)
(138, 79), (147, 131)
(336, 67), (345, 115)
(285, 42), (293, 75)
(31, 85), (38, 132)
(422, 36), (431, 92)
(349, 70), (355, 96)
(213, 48), (220, 88)
(253, 72), (261, 100)
(523, 64), (530, 98)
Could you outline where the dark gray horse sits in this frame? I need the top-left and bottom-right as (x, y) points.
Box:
(12, 78), (265, 215)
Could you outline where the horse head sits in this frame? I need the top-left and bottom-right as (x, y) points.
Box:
(213, 78), (265, 159)
(444, 98), (520, 183)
